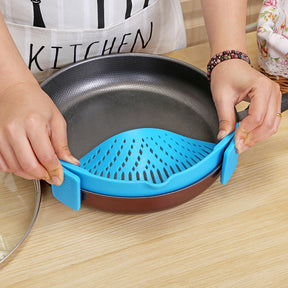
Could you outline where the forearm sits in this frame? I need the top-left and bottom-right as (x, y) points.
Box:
(0, 11), (37, 95)
(200, 0), (248, 56)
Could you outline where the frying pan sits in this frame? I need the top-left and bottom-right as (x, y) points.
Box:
(41, 53), (288, 213)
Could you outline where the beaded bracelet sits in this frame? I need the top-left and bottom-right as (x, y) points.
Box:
(207, 50), (251, 81)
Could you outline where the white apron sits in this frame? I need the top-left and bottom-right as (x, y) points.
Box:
(257, 0), (288, 78)
(0, 0), (186, 82)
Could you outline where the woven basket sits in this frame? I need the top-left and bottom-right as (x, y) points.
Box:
(260, 68), (288, 94)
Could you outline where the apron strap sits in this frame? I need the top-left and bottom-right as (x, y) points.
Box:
(31, 0), (46, 28)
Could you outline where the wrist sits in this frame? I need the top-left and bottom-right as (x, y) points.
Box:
(207, 50), (251, 81)
(210, 38), (247, 57)
(0, 78), (39, 99)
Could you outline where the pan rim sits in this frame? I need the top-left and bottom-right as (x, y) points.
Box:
(40, 52), (208, 87)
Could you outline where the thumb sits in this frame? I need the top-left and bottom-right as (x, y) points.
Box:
(213, 95), (237, 140)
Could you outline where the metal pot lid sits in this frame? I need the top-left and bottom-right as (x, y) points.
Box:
(0, 172), (41, 264)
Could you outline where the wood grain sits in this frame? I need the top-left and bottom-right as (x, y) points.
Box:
(1, 32), (288, 288)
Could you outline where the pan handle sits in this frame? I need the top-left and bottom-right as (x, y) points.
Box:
(237, 92), (288, 122)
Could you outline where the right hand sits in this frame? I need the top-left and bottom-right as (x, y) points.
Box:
(0, 80), (79, 185)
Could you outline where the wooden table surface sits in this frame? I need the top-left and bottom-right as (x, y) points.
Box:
(1, 32), (288, 288)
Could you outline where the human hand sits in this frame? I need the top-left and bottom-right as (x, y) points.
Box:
(0, 81), (79, 185)
(210, 59), (282, 153)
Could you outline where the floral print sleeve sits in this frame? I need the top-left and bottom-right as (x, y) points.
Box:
(257, 0), (288, 78)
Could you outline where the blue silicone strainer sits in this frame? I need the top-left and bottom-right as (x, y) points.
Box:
(52, 126), (239, 210)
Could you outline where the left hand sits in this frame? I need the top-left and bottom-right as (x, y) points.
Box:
(210, 59), (282, 153)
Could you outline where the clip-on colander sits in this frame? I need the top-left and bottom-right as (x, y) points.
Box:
(52, 125), (239, 210)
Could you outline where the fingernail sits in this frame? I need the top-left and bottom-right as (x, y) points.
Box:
(236, 139), (249, 154)
(217, 129), (228, 140)
(241, 145), (249, 154)
(51, 176), (62, 186)
(45, 179), (54, 185)
(69, 155), (80, 165)
(44, 173), (51, 181)
(47, 163), (64, 185)
(236, 138), (243, 153)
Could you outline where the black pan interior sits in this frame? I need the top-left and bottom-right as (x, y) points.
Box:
(41, 53), (219, 159)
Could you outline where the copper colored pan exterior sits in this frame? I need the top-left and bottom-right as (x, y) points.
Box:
(81, 166), (221, 213)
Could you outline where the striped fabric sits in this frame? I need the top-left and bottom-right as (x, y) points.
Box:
(0, 0), (186, 81)
(0, 0), (158, 29)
